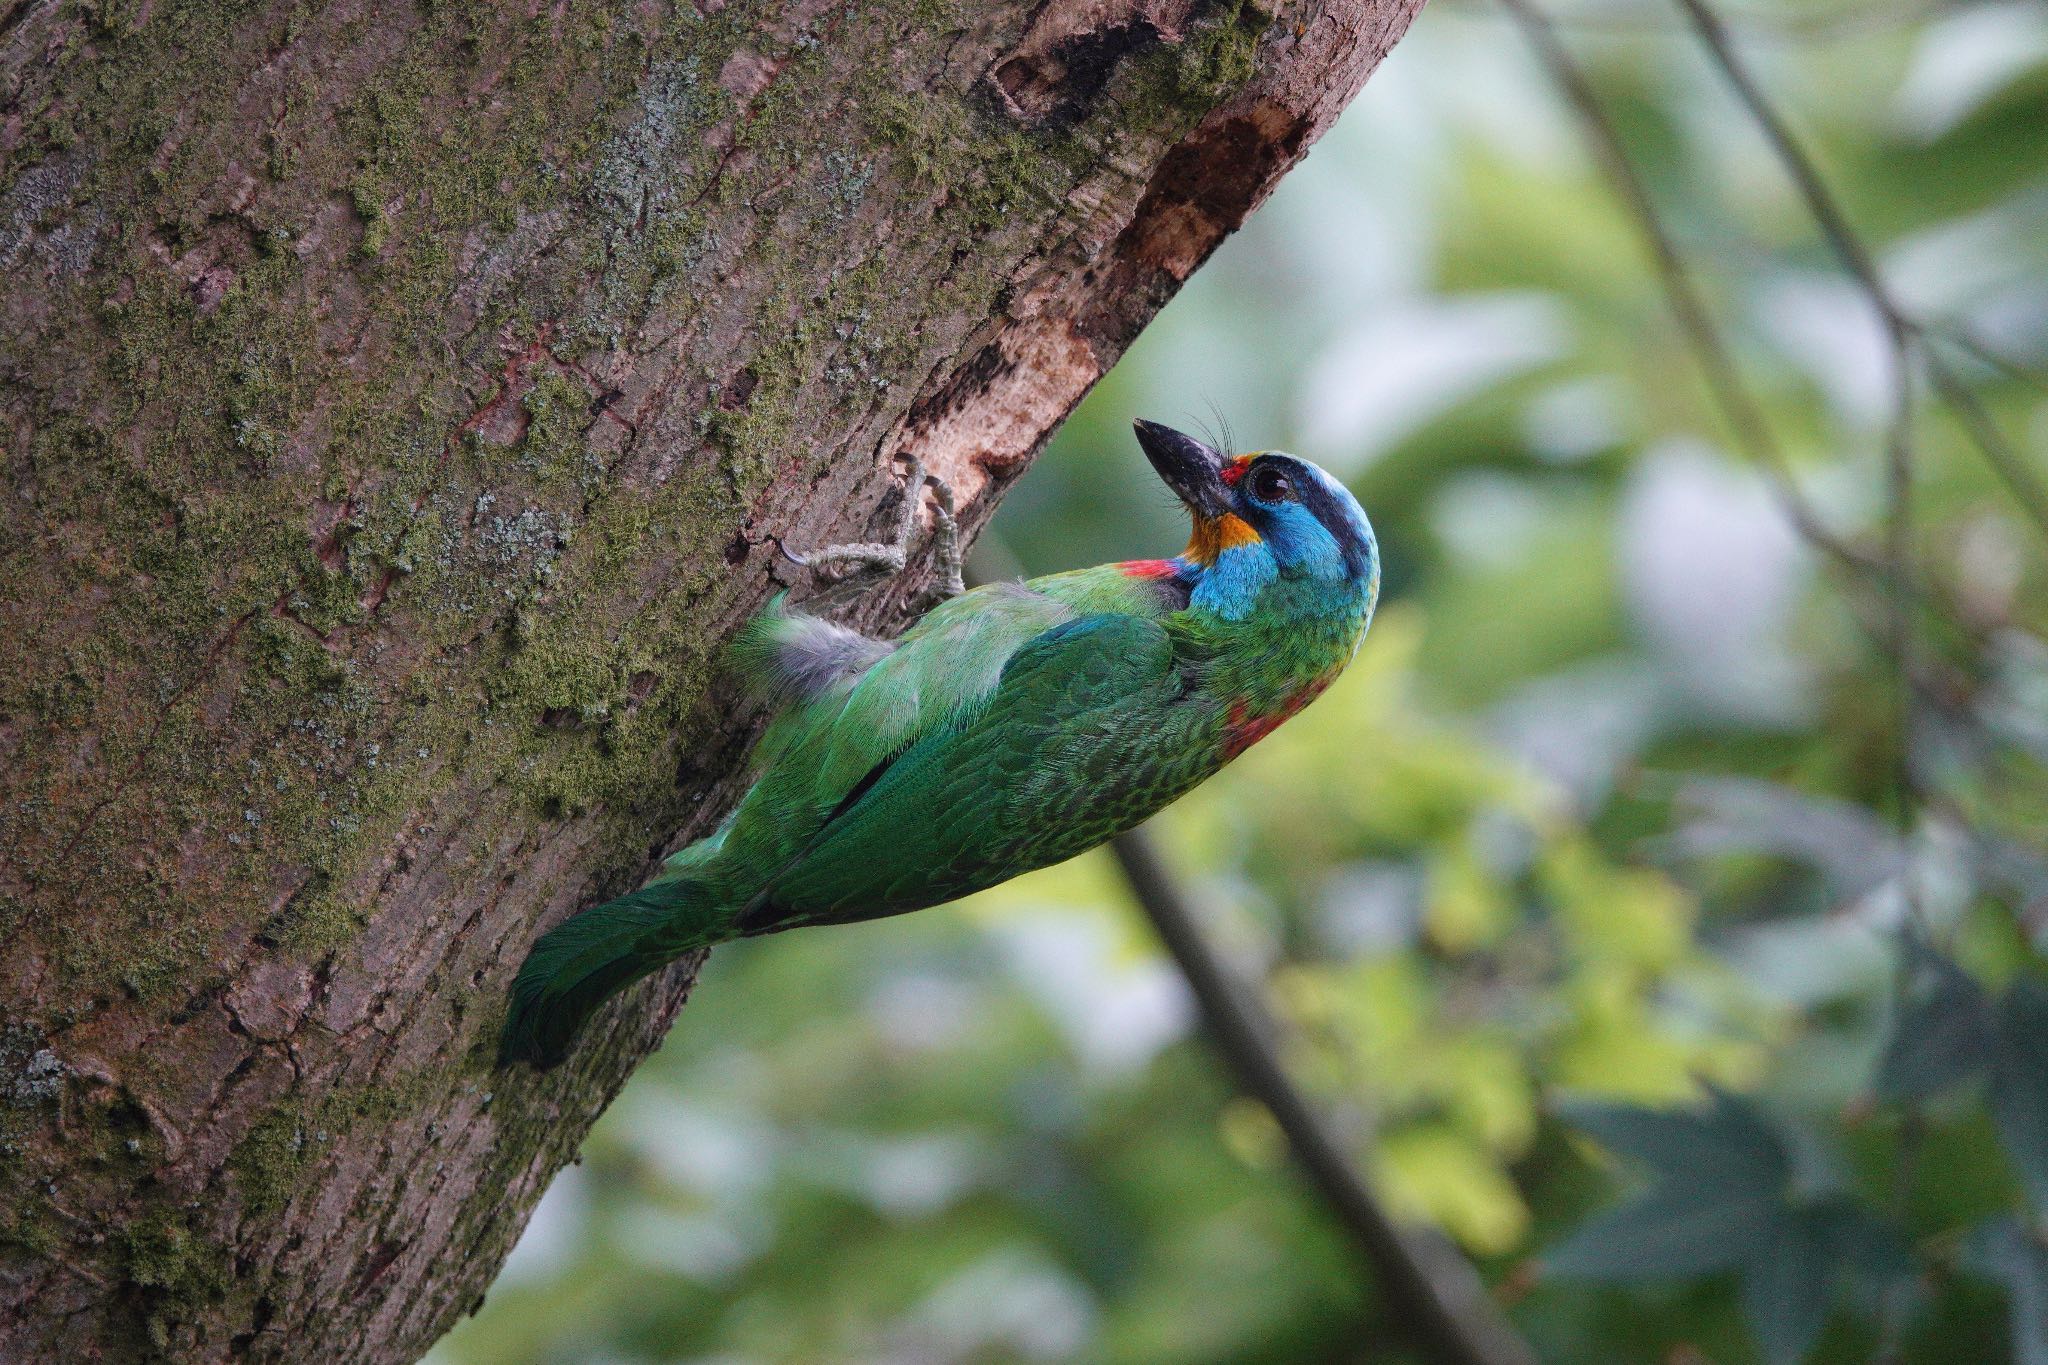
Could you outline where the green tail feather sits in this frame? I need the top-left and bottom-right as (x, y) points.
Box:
(501, 878), (719, 1068)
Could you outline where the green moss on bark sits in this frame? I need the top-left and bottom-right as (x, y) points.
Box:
(120, 1204), (235, 1351)
(230, 1070), (458, 1218)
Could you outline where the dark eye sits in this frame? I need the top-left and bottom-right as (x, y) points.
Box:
(1247, 463), (1295, 503)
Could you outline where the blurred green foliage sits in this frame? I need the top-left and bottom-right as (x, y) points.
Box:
(437, 1), (2048, 1360)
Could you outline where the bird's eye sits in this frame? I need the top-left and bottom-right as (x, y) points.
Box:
(1247, 463), (1295, 503)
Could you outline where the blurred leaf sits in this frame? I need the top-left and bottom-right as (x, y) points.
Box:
(1546, 838), (1695, 974)
(1545, 1181), (1778, 1279)
(1991, 979), (2048, 1210)
(1424, 836), (1512, 951)
(1668, 776), (1905, 905)
(1546, 977), (1749, 1102)
(1877, 942), (1996, 1102)
(1375, 1124), (1532, 1255)
(1442, 1036), (1540, 1155)
(1985, 630), (2048, 773)
(1966, 1216), (2048, 1365)
(1739, 1198), (1916, 1365)
(1893, 3), (2048, 142)
(1559, 1088), (1788, 1188)
(1556, 1092), (1908, 1362)
(1739, 1212), (1831, 1365)
(1217, 1097), (1287, 1171)
(1549, 1092), (1793, 1280)
(1812, 1196), (1920, 1314)
(1980, 834), (2048, 953)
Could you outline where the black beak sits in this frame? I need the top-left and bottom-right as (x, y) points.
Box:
(1133, 419), (1231, 519)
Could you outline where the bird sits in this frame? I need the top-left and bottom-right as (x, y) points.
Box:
(502, 419), (1380, 1066)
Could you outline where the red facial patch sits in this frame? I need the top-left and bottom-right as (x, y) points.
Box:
(1219, 456), (1252, 486)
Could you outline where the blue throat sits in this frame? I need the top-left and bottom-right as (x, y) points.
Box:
(1185, 544), (1276, 621)
(1176, 545), (1376, 628)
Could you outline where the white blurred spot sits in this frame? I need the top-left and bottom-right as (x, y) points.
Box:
(1989, 628), (2048, 751)
(881, 1249), (1097, 1363)
(1522, 377), (1628, 463)
(1315, 862), (1423, 957)
(1298, 293), (1568, 471)
(855, 1132), (986, 1219)
(617, 1205), (762, 1282)
(866, 971), (980, 1055)
(1356, 16), (1583, 173)
(1953, 513), (2028, 621)
(993, 911), (1192, 1076)
(1885, 197), (2048, 317)
(1971, 280), (2048, 368)
(1893, 2), (2048, 141)
(1489, 660), (1660, 808)
(1618, 441), (1812, 722)
(1755, 271), (1895, 427)
(1726, 816), (1979, 1007)
(1431, 473), (1549, 568)
(1724, 912), (1894, 1008)
(617, 1094), (780, 1197)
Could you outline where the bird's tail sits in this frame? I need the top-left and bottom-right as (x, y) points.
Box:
(501, 877), (721, 1068)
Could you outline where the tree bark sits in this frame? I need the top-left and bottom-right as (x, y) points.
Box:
(0, 1), (1418, 1359)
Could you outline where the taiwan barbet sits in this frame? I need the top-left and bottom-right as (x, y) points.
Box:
(503, 420), (1380, 1065)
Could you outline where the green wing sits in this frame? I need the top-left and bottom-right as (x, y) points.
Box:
(738, 612), (1191, 930)
(700, 583), (1072, 887)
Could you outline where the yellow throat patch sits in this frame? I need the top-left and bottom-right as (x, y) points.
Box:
(1184, 513), (1261, 566)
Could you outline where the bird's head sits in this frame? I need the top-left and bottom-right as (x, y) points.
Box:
(1133, 419), (1379, 619)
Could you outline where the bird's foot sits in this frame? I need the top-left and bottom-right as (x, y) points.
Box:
(783, 456), (965, 600)
(924, 474), (966, 600)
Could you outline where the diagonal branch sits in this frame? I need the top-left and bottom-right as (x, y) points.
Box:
(1439, 0), (1953, 42)
(1110, 829), (1538, 1365)
(1667, 0), (2048, 542)
(1492, 0), (1884, 587)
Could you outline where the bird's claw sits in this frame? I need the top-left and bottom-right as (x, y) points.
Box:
(924, 475), (965, 600)
(784, 455), (964, 600)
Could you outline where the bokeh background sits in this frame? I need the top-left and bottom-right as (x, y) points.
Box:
(434, 1), (2048, 1360)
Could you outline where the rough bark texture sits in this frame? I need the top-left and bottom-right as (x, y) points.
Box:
(0, 0), (1418, 1359)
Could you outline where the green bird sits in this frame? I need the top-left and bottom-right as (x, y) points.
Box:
(503, 420), (1380, 1066)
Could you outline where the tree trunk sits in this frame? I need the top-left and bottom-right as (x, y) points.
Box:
(0, 1), (1417, 1358)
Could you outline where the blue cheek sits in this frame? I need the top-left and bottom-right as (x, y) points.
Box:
(1257, 506), (1344, 577)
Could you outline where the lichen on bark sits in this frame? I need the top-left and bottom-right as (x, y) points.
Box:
(0, 0), (1421, 1358)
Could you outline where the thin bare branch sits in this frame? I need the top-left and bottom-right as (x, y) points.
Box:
(1667, 0), (2048, 543)
(1492, 0), (1885, 588)
(1884, 334), (1922, 829)
(1924, 352), (2048, 534)
(1439, 0), (1955, 42)
(1875, 332), (1923, 1352)
(1110, 829), (1539, 1365)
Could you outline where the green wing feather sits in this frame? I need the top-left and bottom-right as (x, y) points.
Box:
(739, 612), (1202, 930)
(702, 582), (1076, 891)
